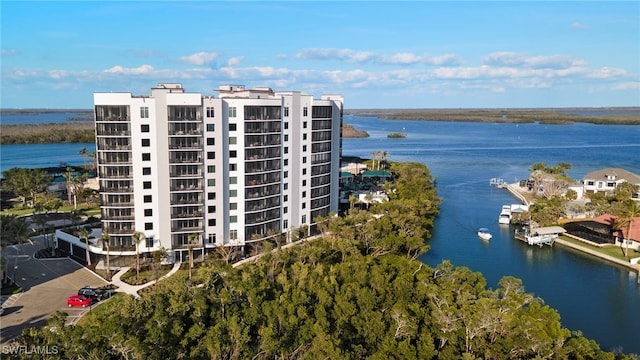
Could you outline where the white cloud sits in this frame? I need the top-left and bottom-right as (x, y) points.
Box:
(179, 51), (220, 65)
(296, 48), (376, 63)
(1, 49), (19, 56)
(483, 52), (583, 70)
(571, 22), (586, 30)
(227, 56), (244, 66)
(104, 64), (155, 75)
(611, 82), (640, 90)
(295, 48), (461, 66)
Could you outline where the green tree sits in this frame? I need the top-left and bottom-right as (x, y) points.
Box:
(78, 147), (89, 169)
(132, 231), (145, 281)
(79, 227), (91, 266)
(614, 200), (640, 258)
(102, 231), (111, 280)
(188, 233), (200, 280)
(1, 167), (52, 207)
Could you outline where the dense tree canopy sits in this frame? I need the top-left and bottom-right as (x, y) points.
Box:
(16, 162), (630, 359)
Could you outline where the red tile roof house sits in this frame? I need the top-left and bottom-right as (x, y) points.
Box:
(594, 214), (640, 252)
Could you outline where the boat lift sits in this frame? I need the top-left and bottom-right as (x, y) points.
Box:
(515, 226), (566, 247)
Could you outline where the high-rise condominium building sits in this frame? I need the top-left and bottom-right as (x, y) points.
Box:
(93, 84), (343, 263)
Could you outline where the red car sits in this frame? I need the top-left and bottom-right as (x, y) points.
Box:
(67, 295), (91, 308)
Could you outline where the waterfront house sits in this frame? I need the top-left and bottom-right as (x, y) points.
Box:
(563, 214), (640, 251)
(582, 168), (640, 199)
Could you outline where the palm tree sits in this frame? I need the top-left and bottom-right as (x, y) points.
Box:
(614, 201), (640, 258)
(80, 227), (91, 266)
(78, 148), (88, 169)
(188, 233), (199, 280)
(131, 231), (145, 281)
(102, 231), (111, 280)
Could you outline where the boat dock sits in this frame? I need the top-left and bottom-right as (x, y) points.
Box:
(514, 226), (566, 247)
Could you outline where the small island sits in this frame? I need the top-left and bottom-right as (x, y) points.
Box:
(387, 132), (407, 138)
(342, 123), (369, 138)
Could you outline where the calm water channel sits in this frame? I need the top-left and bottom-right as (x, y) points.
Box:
(1, 113), (639, 353)
(341, 115), (640, 354)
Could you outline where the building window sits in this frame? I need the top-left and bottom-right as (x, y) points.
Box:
(284, 207), (288, 214)
(302, 215), (307, 223)
(207, 165), (215, 173)
(230, 177), (237, 184)
(284, 159), (288, 166)
(284, 107), (289, 117)
(284, 122), (289, 130)
(230, 190), (237, 197)
(146, 236), (154, 248)
(208, 206), (216, 213)
(230, 150), (237, 158)
(143, 181), (152, 189)
(303, 145), (307, 152)
(303, 133), (307, 140)
(208, 219), (216, 227)
(230, 230), (238, 240)
(206, 107), (215, 117)
(141, 124), (150, 133)
(144, 195), (152, 203)
(140, 107), (149, 119)
(302, 191), (306, 198)
(302, 180), (306, 186)
(284, 147), (288, 154)
(284, 195), (288, 202)
(142, 167), (151, 175)
(302, 202), (306, 209)
(229, 123), (237, 131)
(284, 134), (288, 142)
(284, 171), (288, 179)
(229, 137), (237, 145)
(207, 152), (215, 159)
(302, 168), (307, 175)
(207, 137), (215, 145)
(230, 203), (237, 210)
(207, 123), (215, 132)
(303, 121), (307, 128)
(142, 153), (151, 161)
(229, 107), (237, 118)
(230, 164), (237, 171)
(208, 192), (216, 200)
(145, 222), (153, 230)
(144, 209), (152, 216)
(303, 156), (307, 164)
(142, 139), (150, 147)
(207, 179), (215, 186)
(230, 215), (237, 223)
(284, 220), (288, 229)
(284, 183), (288, 190)
(303, 107), (308, 116)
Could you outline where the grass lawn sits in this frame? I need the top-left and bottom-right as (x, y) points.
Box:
(119, 265), (174, 285)
(559, 236), (640, 261)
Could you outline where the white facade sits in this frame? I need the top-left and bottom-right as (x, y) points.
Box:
(94, 84), (343, 262)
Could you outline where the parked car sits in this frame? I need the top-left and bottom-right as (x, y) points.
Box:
(78, 287), (104, 301)
(67, 295), (91, 308)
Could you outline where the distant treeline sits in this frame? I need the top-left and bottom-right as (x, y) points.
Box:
(345, 108), (640, 125)
(0, 123), (95, 144)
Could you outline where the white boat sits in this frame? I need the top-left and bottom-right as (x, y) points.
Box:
(477, 228), (492, 240)
(498, 205), (512, 224)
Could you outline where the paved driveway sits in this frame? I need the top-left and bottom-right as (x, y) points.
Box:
(1, 236), (108, 345)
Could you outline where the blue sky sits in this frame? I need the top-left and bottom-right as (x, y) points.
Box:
(1, 1), (639, 109)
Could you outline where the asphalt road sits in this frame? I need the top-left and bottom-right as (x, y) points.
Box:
(1, 236), (108, 346)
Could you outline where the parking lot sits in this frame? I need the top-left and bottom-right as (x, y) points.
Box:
(1, 237), (108, 345)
